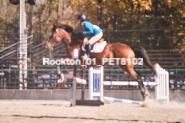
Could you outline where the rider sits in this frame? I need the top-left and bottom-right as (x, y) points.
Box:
(77, 13), (103, 59)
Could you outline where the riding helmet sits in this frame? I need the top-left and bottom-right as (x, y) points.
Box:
(77, 14), (86, 21)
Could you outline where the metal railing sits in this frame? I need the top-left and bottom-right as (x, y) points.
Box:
(0, 68), (184, 91)
(0, 35), (33, 66)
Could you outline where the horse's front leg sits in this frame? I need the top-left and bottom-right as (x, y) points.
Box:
(56, 65), (64, 83)
(56, 58), (75, 83)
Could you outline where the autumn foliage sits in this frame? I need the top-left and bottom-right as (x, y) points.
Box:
(0, 0), (185, 49)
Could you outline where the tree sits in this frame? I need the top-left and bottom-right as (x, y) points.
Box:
(0, 0), (185, 50)
(68, 0), (185, 49)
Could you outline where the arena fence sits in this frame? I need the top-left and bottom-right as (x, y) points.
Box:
(0, 68), (184, 91)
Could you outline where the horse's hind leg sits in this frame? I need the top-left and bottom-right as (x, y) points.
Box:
(119, 65), (149, 100)
(135, 73), (149, 100)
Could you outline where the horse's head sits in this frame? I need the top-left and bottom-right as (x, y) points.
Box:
(46, 24), (71, 50)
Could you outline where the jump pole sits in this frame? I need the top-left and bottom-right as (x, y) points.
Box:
(103, 96), (144, 105)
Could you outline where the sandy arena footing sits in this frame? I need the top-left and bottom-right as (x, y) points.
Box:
(0, 100), (185, 123)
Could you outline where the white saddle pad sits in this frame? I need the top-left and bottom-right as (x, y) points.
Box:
(82, 41), (107, 53)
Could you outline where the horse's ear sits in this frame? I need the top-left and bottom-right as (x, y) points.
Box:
(51, 24), (56, 32)
(53, 24), (56, 29)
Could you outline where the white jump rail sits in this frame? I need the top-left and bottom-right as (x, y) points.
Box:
(76, 78), (87, 84)
(103, 81), (158, 86)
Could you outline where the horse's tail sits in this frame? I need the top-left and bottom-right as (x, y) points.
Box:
(130, 46), (157, 76)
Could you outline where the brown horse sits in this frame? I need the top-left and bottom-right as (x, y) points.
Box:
(46, 24), (157, 100)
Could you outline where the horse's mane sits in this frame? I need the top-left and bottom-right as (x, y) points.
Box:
(58, 25), (74, 33)
(57, 24), (84, 46)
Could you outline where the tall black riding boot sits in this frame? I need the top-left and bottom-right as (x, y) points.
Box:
(85, 43), (91, 57)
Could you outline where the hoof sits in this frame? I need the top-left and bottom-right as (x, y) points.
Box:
(141, 90), (149, 100)
(142, 91), (150, 100)
(57, 74), (64, 83)
(144, 91), (149, 97)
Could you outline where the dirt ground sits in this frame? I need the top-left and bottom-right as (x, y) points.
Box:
(0, 99), (185, 123)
